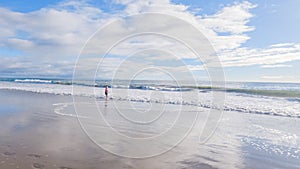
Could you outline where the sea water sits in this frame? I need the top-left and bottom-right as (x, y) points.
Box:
(0, 78), (299, 118)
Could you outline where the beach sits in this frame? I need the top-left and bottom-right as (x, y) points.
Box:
(1, 0), (299, 168)
(0, 88), (299, 169)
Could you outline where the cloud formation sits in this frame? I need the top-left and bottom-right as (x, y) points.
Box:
(201, 2), (256, 34)
(0, 0), (299, 81)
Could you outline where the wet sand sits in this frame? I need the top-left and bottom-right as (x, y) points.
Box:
(0, 89), (299, 169)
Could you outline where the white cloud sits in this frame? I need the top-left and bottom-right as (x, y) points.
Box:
(0, 1), (251, 56)
(0, 56), (74, 77)
(6, 38), (34, 49)
(220, 43), (300, 67)
(261, 75), (294, 79)
(201, 1), (256, 34)
(0, 1), (108, 58)
(114, 0), (188, 15)
(187, 65), (204, 71)
(261, 64), (292, 68)
(260, 75), (299, 83)
(0, 0), (299, 80)
(269, 43), (296, 48)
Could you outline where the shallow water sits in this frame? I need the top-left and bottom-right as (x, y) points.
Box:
(0, 89), (299, 169)
(1, 81), (300, 118)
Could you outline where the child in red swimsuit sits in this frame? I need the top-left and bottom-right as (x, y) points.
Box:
(105, 86), (108, 99)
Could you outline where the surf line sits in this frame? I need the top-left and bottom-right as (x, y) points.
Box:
(53, 102), (89, 119)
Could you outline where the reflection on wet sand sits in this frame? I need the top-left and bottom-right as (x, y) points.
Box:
(1, 89), (299, 169)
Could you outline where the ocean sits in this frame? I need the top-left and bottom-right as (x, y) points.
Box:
(0, 78), (299, 118)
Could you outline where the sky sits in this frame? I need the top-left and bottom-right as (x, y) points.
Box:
(0, 0), (299, 82)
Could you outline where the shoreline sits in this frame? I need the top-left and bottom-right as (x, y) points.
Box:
(0, 89), (299, 169)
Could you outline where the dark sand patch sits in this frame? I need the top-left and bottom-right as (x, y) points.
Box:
(32, 162), (45, 169)
(59, 166), (75, 169)
(2, 152), (16, 156)
(179, 160), (218, 169)
(196, 155), (220, 163)
(27, 154), (41, 159)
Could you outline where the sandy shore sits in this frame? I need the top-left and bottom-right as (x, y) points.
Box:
(0, 89), (299, 169)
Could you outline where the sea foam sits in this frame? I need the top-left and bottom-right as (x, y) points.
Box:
(1, 81), (300, 118)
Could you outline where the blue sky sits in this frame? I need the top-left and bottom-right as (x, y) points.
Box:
(0, 0), (299, 82)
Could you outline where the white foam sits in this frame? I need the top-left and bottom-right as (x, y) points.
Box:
(14, 79), (52, 83)
(1, 81), (300, 118)
(53, 102), (88, 119)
